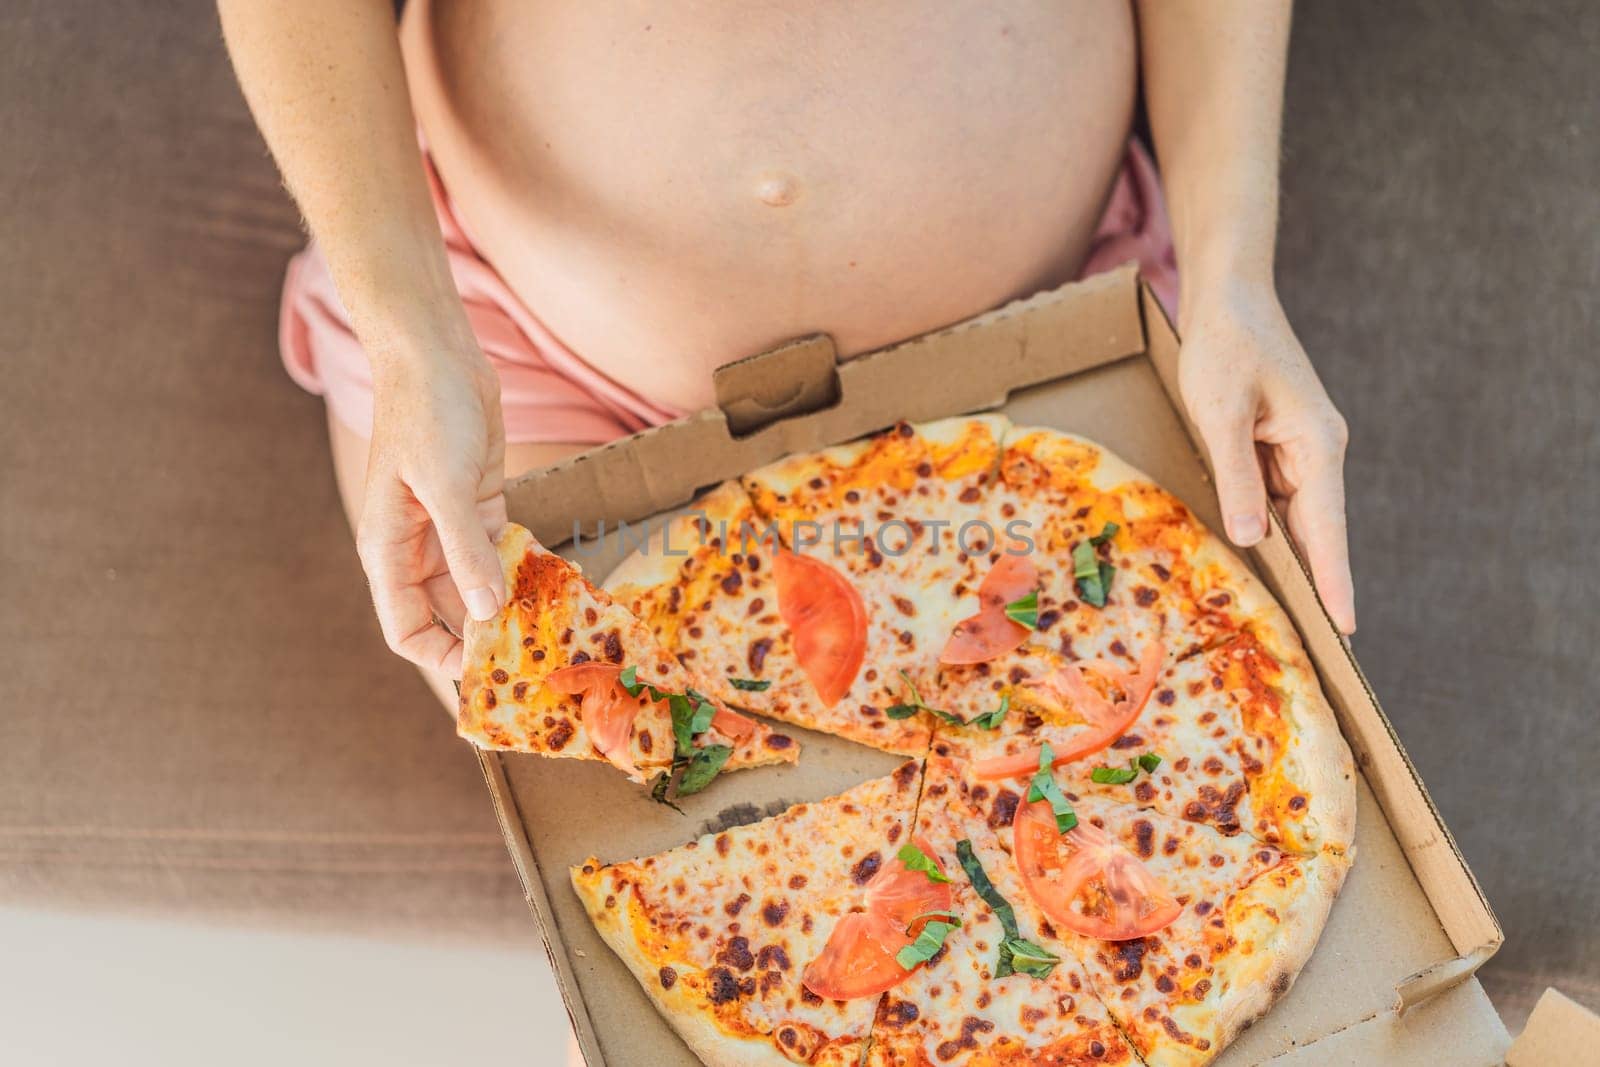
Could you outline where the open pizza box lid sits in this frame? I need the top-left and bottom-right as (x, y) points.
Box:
(486, 265), (1515, 1065)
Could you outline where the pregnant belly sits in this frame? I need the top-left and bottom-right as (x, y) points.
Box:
(403, 0), (1137, 413)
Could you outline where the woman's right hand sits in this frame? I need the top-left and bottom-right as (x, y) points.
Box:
(357, 342), (509, 677)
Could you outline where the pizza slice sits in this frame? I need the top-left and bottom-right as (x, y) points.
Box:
(928, 626), (1353, 855)
(458, 523), (797, 785)
(920, 755), (1348, 1067)
(604, 480), (904, 752)
(864, 761), (1139, 1066)
(737, 415), (1011, 753)
(571, 761), (925, 1067)
(979, 426), (1283, 668)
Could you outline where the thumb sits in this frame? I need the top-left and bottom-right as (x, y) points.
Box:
(427, 486), (508, 623)
(1195, 401), (1270, 548)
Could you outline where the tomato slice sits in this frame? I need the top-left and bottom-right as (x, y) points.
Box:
(1013, 800), (1182, 941)
(973, 641), (1165, 779)
(977, 550), (1038, 611)
(773, 551), (868, 707)
(802, 836), (953, 1000)
(543, 663), (646, 775)
(709, 705), (757, 742)
(940, 551), (1039, 665)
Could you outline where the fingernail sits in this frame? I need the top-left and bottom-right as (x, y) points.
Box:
(465, 586), (500, 622)
(1229, 513), (1266, 546)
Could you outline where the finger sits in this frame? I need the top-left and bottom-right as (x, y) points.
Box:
(422, 484), (508, 623)
(1288, 456), (1357, 635)
(1195, 399), (1270, 547)
(425, 567), (469, 637)
(368, 573), (464, 672)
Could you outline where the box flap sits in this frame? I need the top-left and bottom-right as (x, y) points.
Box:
(503, 264), (1147, 546)
(1507, 988), (1600, 1066)
(712, 333), (841, 436)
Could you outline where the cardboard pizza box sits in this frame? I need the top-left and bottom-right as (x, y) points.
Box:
(486, 265), (1512, 1065)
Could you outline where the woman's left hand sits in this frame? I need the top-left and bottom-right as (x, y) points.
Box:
(1177, 283), (1356, 634)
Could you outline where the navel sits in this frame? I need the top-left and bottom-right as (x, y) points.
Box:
(755, 171), (800, 207)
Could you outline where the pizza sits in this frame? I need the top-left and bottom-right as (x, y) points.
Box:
(537, 417), (1354, 1066)
(458, 524), (797, 792)
(572, 762), (925, 1067)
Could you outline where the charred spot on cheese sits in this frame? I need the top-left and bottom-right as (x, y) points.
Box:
(1288, 794), (1308, 812)
(546, 721), (575, 750)
(720, 571), (742, 595)
(788, 874), (807, 890)
(988, 788), (1021, 830)
(747, 637), (773, 673)
(717, 935), (755, 971)
(1133, 819), (1156, 859)
(761, 900), (790, 926)
(706, 966), (744, 1005)
(724, 892), (750, 917)
(851, 851), (883, 885)
(879, 998), (919, 1027)
(757, 944), (790, 971)
(657, 965), (677, 989)
(511, 681), (528, 701)
(490, 668), (509, 685)
(1193, 900), (1214, 916)
(483, 690), (497, 709)
(935, 1017), (996, 1061)
(1108, 938), (1150, 982)
(763, 734), (793, 750)
(893, 762), (920, 790)
(601, 631), (623, 663)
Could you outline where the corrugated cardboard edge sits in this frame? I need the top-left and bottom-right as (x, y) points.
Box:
(1136, 284), (1503, 1012)
(504, 265), (1147, 547)
(475, 750), (604, 1060)
(1507, 989), (1600, 1066)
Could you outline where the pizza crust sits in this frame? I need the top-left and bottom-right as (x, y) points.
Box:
(572, 866), (861, 1067)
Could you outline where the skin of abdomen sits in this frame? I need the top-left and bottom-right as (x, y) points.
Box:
(402, 0), (1137, 412)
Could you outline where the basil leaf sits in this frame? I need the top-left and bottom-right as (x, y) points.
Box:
(1072, 524), (1119, 608)
(897, 670), (925, 708)
(1091, 765), (1140, 785)
(728, 677), (771, 692)
(1003, 591), (1039, 630)
(647, 771), (684, 814)
(894, 919), (960, 970)
(955, 841), (1019, 940)
(689, 697), (717, 738)
(955, 840), (1057, 979)
(675, 744), (733, 796)
(619, 665), (640, 695)
(668, 695), (698, 756)
(1000, 937), (1060, 979)
(897, 842), (951, 884)
(904, 909), (962, 935)
(966, 693), (1010, 731)
(1027, 742), (1078, 834)
(1137, 752), (1163, 774)
(886, 670), (963, 724)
